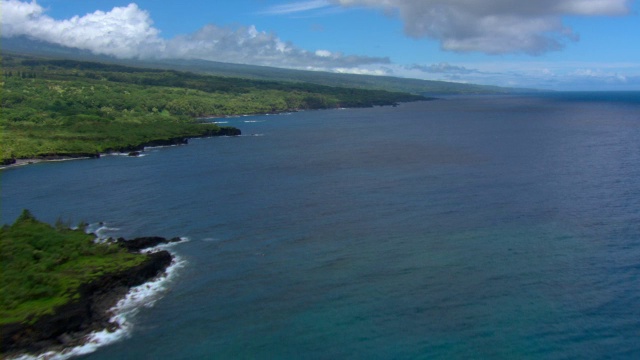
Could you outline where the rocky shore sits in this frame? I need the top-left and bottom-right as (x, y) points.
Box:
(0, 236), (179, 359)
(0, 126), (241, 169)
(103, 126), (241, 155)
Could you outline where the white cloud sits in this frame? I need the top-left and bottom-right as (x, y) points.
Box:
(410, 63), (478, 74)
(165, 25), (292, 62)
(0, 0), (388, 71)
(1, 0), (163, 58)
(571, 68), (629, 83)
(334, 67), (389, 75)
(330, 0), (631, 55)
(164, 24), (389, 68)
(315, 49), (333, 57)
(389, 61), (640, 90)
(261, 0), (332, 15)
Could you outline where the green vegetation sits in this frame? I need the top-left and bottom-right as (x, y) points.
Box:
(1, 54), (425, 163)
(0, 210), (146, 325)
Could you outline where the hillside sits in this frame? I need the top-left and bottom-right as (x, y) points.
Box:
(2, 37), (528, 95)
(0, 53), (424, 164)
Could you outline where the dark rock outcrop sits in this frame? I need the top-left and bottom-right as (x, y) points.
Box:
(37, 152), (101, 160)
(116, 236), (182, 252)
(103, 137), (189, 154)
(1, 158), (17, 166)
(211, 126), (242, 136)
(1, 243), (174, 357)
(102, 127), (240, 155)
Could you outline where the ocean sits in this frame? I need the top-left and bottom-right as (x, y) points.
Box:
(2, 92), (640, 359)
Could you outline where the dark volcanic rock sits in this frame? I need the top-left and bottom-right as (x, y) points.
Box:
(1, 158), (16, 166)
(116, 236), (182, 252)
(213, 127), (241, 136)
(0, 250), (173, 357)
(103, 137), (188, 154)
(142, 137), (189, 148)
(38, 152), (101, 160)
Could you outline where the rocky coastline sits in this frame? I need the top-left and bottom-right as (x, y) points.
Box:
(0, 126), (241, 169)
(1, 236), (180, 359)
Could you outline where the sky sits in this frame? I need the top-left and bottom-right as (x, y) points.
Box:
(2, 0), (639, 90)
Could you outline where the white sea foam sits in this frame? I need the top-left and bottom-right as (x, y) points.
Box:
(10, 241), (187, 360)
(140, 237), (190, 253)
(88, 223), (121, 243)
(103, 152), (146, 157)
(243, 120), (265, 123)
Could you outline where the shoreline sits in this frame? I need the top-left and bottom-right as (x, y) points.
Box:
(1, 100), (432, 171)
(0, 127), (241, 171)
(1, 236), (184, 360)
(10, 249), (186, 360)
(0, 156), (97, 170)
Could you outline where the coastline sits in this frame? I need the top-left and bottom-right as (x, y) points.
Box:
(1, 236), (184, 360)
(1, 99), (434, 171)
(0, 156), (98, 170)
(0, 127), (241, 171)
(57, 249), (186, 360)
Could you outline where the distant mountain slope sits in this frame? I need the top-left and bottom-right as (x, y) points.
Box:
(2, 36), (531, 95)
(142, 58), (528, 95)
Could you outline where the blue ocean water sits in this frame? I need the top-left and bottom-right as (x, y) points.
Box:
(2, 92), (640, 359)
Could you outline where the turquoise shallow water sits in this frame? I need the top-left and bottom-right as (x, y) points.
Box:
(2, 93), (640, 359)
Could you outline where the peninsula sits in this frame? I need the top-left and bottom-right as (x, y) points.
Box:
(0, 210), (179, 358)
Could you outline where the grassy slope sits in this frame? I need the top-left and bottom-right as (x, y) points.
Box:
(0, 210), (146, 325)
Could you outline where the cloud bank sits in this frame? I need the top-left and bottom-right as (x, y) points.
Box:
(399, 61), (640, 90)
(330, 0), (631, 54)
(0, 0), (388, 70)
(2, 1), (163, 58)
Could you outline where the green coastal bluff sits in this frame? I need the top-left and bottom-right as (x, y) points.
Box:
(0, 54), (427, 165)
(0, 210), (180, 358)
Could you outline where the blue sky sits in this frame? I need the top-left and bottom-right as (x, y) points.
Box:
(3, 0), (639, 90)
